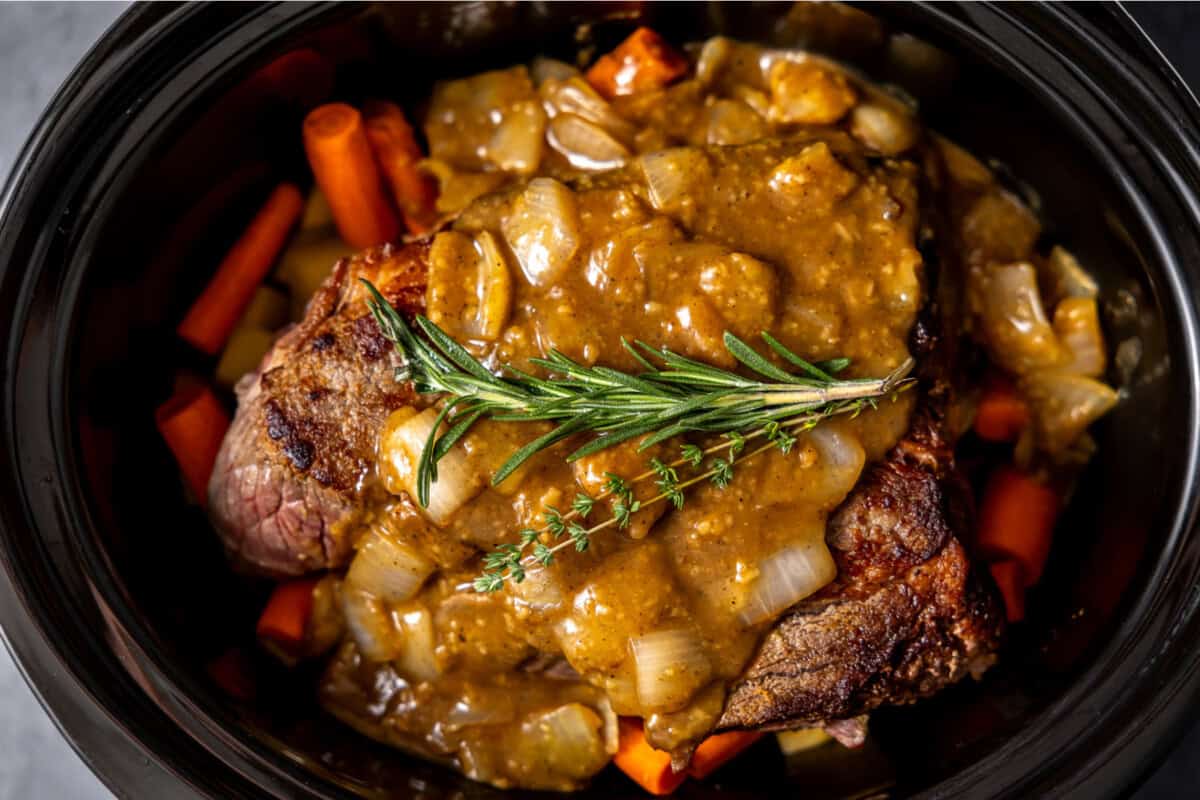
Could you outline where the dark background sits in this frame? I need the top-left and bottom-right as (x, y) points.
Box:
(0, 2), (1196, 798)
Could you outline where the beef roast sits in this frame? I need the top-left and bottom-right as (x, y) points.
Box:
(209, 240), (1001, 729)
(208, 243), (427, 576)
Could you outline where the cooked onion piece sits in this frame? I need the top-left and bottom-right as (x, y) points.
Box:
(395, 604), (440, 683)
(446, 686), (518, 730)
(486, 100), (546, 174)
(739, 542), (837, 626)
(380, 407), (488, 525)
(849, 102), (919, 155)
(1041, 245), (1099, 306)
(639, 147), (711, 213)
(513, 704), (612, 784)
(705, 99), (767, 146)
(630, 629), (712, 712)
(776, 728), (832, 755)
(539, 76), (637, 143)
(502, 177), (581, 286)
(427, 230), (513, 342)
(767, 60), (857, 125)
(1053, 297), (1106, 377)
(974, 262), (1068, 374)
(546, 113), (631, 171)
(530, 56), (579, 86)
(340, 587), (402, 663)
(1022, 371), (1119, 455)
(345, 527), (436, 604)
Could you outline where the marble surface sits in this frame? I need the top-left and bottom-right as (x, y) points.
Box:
(0, 3), (1197, 798)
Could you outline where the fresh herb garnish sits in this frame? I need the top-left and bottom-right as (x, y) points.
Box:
(362, 279), (914, 592)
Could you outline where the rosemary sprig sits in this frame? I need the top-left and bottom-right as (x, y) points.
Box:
(361, 279), (914, 592)
(363, 280), (913, 502)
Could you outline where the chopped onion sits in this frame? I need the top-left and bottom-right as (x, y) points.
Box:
(427, 230), (512, 342)
(797, 425), (867, 509)
(380, 407), (487, 526)
(1022, 370), (1118, 455)
(516, 704), (610, 780)
(849, 102), (919, 155)
(739, 542), (837, 626)
(639, 148), (711, 212)
(501, 177), (580, 286)
(539, 76), (636, 142)
(530, 57), (579, 86)
(395, 605), (440, 683)
(629, 629), (712, 712)
(705, 99), (767, 146)
(446, 686), (517, 730)
(776, 728), (832, 755)
(345, 527), (436, 604)
(695, 37), (732, 86)
(485, 100), (545, 174)
(1053, 297), (1106, 377)
(975, 262), (1067, 374)
(1042, 245), (1099, 306)
(340, 587), (401, 663)
(547, 113), (631, 171)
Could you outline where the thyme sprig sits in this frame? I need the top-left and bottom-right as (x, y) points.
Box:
(361, 279), (914, 592)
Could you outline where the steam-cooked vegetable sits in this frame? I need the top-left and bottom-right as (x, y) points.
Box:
(585, 27), (689, 100)
(1053, 297), (1106, 377)
(974, 262), (1067, 374)
(1041, 245), (1099, 306)
(739, 542), (837, 625)
(539, 76), (637, 142)
(689, 731), (764, 778)
(339, 588), (401, 663)
(427, 230), (513, 342)
(395, 605), (440, 683)
(515, 704), (612, 784)
(974, 374), (1031, 442)
(614, 718), (688, 796)
(487, 100), (546, 174)
(502, 177), (581, 286)
(849, 102), (919, 155)
(345, 526), (436, 604)
(547, 113), (631, 171)
(1022, 371), (1118, 455)
(380, 407), (488, 525)
(767, 60), (857, 125)
(630, 629), (712, 711)
(639, 147), (711, 212)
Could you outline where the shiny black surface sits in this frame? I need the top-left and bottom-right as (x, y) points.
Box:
(1, 4), (1199, 799)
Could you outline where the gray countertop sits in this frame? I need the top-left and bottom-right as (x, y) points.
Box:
(0, 2), (1197, 798)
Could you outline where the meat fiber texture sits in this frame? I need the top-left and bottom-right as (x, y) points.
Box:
(208, 240), (1002, 730)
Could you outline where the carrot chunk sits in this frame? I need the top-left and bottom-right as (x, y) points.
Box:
(974, 374), (1030, 442)
(688, 730), (763, 779)
(615, 718), (688, 795)
(989, 559), (1027, 623)
(177, 182), (303, 355)
(303, 102), (402, 248)
(256, 577), (320, 649)
(586, 27), (689, 100)
(977, 466), (1059, 586)
(362, 100), (439, 235)
(155, 382), (230, 506)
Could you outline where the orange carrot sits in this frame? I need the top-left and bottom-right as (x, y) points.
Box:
(256, 577), (320, 649)
(615, 718), (687, 796)
(362, 100), (439, 235)
(255, 48), (334, 108)
(989, 560), (1026, 623)
(688, 730), (763, 779)
(207, 648), (256, 701)
(977, 466), (1059, 586)
(155, 382), (230, 506)
(177, 183), (303, 355)
(303, 103), (401, 248)
(586, 27), (689, 100)
(974, 375), (1030, 442)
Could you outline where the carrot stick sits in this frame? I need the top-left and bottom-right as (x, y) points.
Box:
(362, 100), (439, 235)
(254, 48), (334, 108)
(974, 374), (1030, 442)
(303, 103), (401, 248)
(177, 183), (303, 355)
(615, 718), (687, 796)
(977, 466), (1059, 586)
(688, 730), (763, 779)
(256, 577), (320, 649)
(989, 559), (1026, 623)
(586, 27), (689, 100)
(207, 648), (256, 701)
(155, 382), (230, 506)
